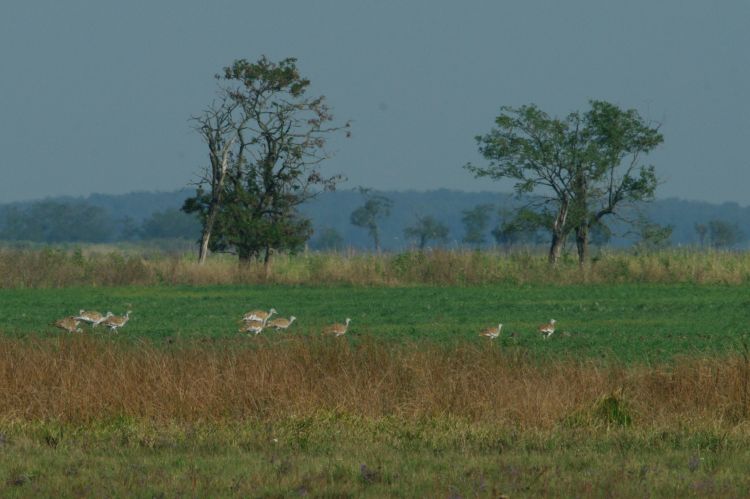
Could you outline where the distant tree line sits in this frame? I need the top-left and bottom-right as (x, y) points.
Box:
(0, 194), (746, 252)
(0, 201), (200, 243)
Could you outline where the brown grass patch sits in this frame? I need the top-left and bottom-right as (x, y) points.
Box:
(0, 335), (748, 429)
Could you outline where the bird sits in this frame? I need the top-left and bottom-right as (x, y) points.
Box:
(479, 323), (502, 339)
(322, 318), (351, 337)
(267, 316), (296, 331)
(75, 310), (113, 328)
(52, 316), (82, 333)
(242, 308), (277, 325)
(538, 319), (557, 338)
(102, 311), (131, 333)
(240, 319), (265, 335)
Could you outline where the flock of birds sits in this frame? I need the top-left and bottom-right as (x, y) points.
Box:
(50, 306), (352, 337)
(51, 305), (556, 340)
(238, 308), (556, 340)
(238, 308), (351, 337)
(52, 310), (132, 334)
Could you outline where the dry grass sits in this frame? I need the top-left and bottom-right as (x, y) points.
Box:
(1, 335), (749, 429)
(2, 246), (750, 287)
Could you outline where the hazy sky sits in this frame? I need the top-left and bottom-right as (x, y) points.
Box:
(1, 1), (748, 204)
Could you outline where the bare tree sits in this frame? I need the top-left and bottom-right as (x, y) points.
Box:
(184, 97), (240, 264)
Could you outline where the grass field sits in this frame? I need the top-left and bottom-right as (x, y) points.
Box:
(2, 282), (750, 496)
(1, 283), (748, 361)
(3, 419), (750, 497)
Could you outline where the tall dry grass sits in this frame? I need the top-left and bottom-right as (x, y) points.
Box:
(1, 335), (749, 429)
(2, 246), (750, 287)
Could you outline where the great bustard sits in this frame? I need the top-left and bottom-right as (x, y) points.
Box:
(267, 316), (296, 331)
(242, 308), (277, 325)
(538, 319), (556, 339)
(75, 310), (113, 328)
(479, 323), (502, 339)
(103, 311), (131, 333)
(240, 319), (266, 335)
(322, 318), (351, 337)
(52, 316), (82, 333)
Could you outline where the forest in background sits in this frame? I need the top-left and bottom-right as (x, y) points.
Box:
(0, 188), (746, 250)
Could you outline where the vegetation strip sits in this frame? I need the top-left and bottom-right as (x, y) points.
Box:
(4, 248), (750, 288)
(0, 335), (748, 426)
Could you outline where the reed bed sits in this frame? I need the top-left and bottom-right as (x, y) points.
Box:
(2, 247), (750, 287)
(1, 335), (749, 430)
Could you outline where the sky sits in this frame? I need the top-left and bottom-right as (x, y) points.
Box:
(1, 1), (748, 204)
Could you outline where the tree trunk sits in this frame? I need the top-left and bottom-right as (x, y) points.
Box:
(373, 228), (381, 252)
(198, 205), (219, 264)
(576, 223), (589, 266)
(548, 231), (565, 265)
(198, 231), (211, 264)
(238, 246), (253, 264)
(263, 245), (272, 279)
(548, 197), (569, 265)
(196, 130), (235, 265)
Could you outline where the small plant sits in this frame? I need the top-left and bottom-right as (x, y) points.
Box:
(591, 392), (633, 427)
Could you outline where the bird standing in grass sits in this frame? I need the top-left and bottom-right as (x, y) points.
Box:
(52, 316), (82, 333)
(243, 308), (277, 325)
(103, 311), (131, 333)
(267, 316), (296, 331)
(538, 319), (556, 339)
(479, 323), (502, 339)
(322, 318), (351, 337)
(75, 310), (113, 328)
(240, 319), (266, 335)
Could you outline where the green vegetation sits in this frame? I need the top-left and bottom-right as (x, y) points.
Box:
(3, 418), (750, 497)
(0, 283), (747, 362)
(350, 188), (393, 252)
(462, 203), (494, 248)
(183, 56), (349, 264)
(403, 214), (450, 250)
(465, 101), (664, 264)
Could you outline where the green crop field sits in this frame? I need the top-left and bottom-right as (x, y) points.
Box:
(2, 283), (748, 362)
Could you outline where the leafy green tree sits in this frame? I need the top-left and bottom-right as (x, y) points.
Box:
(708, 219), (744, 248)
(184, 56), (349, 267)
(461, 204), (493, 248)
(632, 217), (673, 253)
(492, 208), (545, 247)
(404, 215), (449, 250)
(350, 188), (393, 251)
(465, 101), (663, 265)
